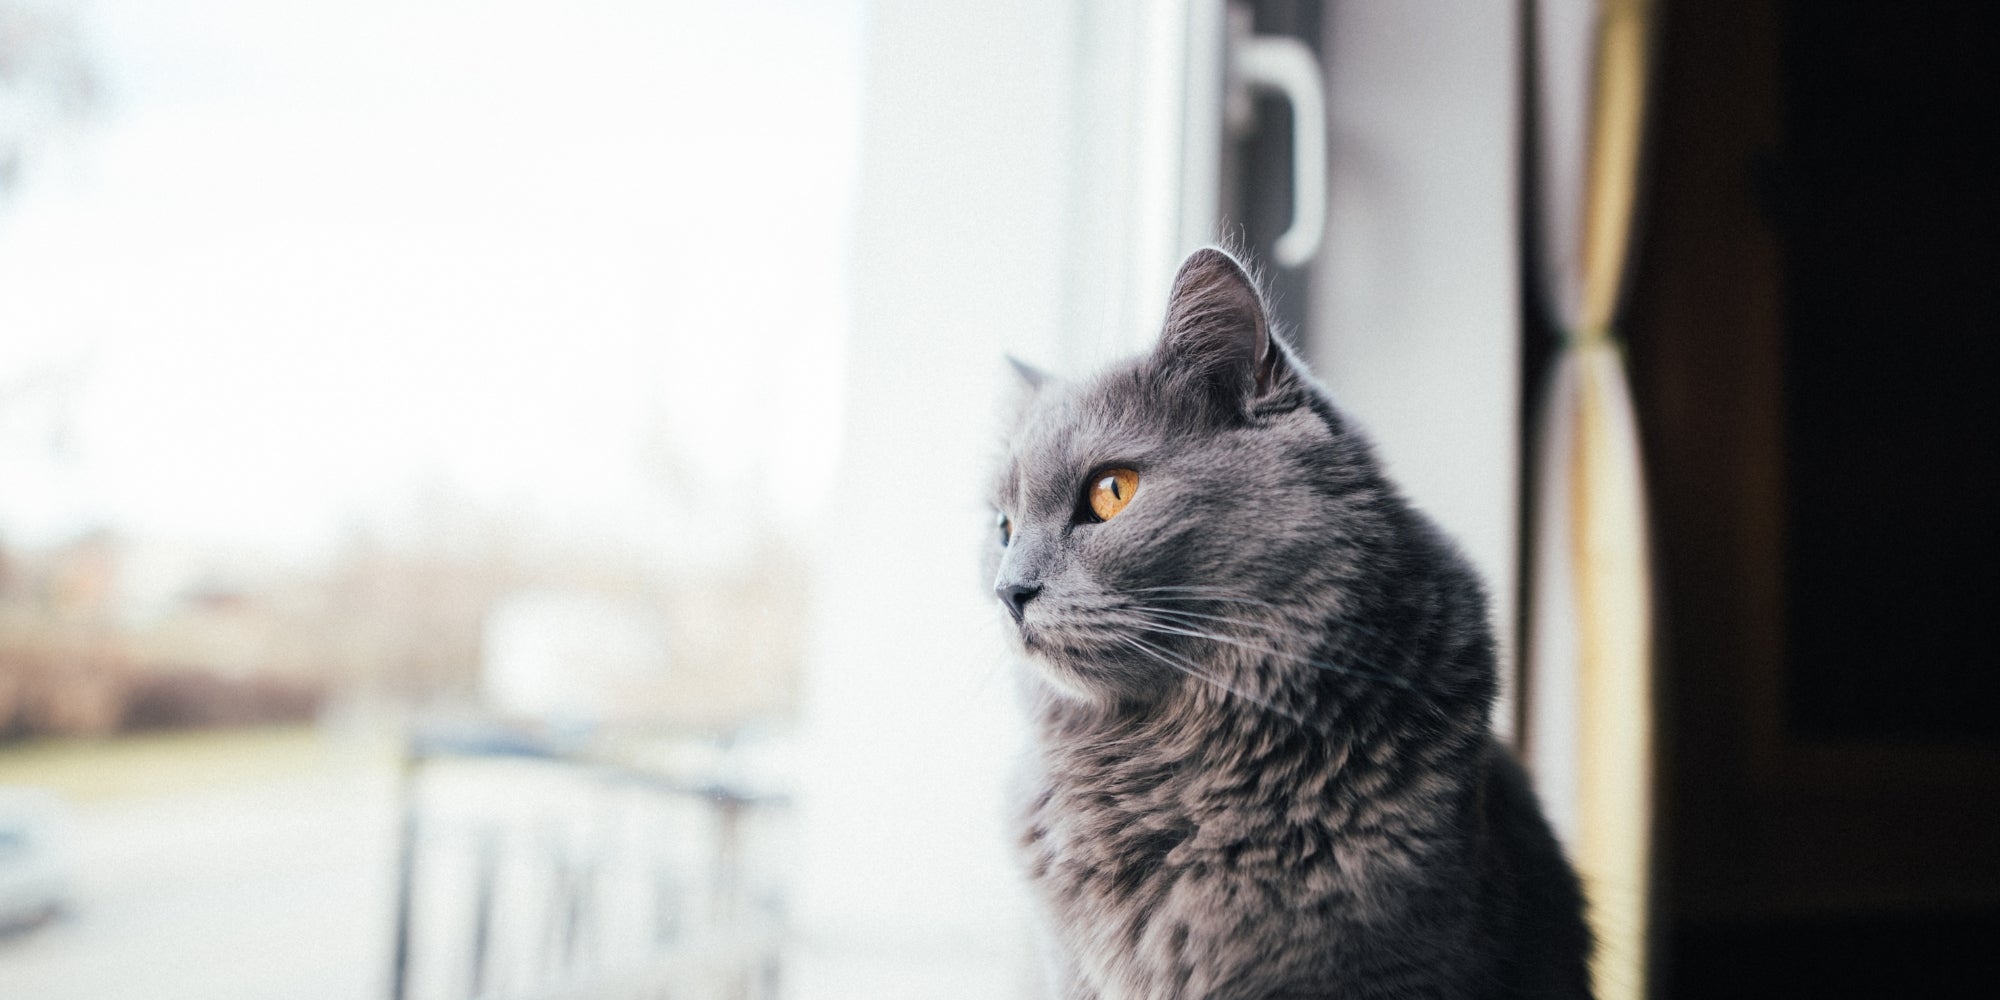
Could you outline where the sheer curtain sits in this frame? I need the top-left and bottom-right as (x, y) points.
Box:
(1524, 1), (1658, 997)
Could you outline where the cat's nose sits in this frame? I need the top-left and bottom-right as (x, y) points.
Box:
(996, 582), (1042, 624)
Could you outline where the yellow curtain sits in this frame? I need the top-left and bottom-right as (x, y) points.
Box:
(1525, 1), (1655, 997)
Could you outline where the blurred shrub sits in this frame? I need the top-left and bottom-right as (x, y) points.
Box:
(0, 647), (323, 741)
(117, 670), (324, 733)
(0, 644), (128, 740)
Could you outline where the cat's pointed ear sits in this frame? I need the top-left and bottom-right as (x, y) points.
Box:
(1002, 353), (1052, 425)
(1153, 247), (1287, 416)
(1006, 354), (1050, 392)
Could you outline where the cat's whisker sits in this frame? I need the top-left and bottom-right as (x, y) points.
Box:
(1122, 586), (1283, 609)
(1135, 595), (1404, 647)
(1123, 604), (1318, 639)
(1110, 612), (1415, 690)
(1134, 606), (1397, 663)
(1112, 634), (1313, 727)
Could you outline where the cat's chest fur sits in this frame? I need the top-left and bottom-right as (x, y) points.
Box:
(1016, 707), (1481, 1000)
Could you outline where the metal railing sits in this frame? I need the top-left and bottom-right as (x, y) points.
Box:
(388, 719), (789, 1000)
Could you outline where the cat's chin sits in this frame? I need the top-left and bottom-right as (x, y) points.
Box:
(1017, 638), (1163, 707)
(1006, 629), (1098, 700)
(1027, 659), (1101, 704)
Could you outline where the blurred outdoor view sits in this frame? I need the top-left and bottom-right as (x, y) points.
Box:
(1, 1), (859, 997)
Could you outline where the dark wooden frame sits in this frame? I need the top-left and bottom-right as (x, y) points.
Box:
(1625, 0), (2000, 926)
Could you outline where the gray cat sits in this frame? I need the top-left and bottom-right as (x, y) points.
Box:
(987, 248), (1592, 999)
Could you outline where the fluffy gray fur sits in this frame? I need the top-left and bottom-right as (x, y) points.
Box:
(987, 248), (1592, 999)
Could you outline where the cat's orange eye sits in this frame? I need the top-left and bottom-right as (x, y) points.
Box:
(1086, 468), (1140, 522)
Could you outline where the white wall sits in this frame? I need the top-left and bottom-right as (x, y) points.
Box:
(785, 3), (1076, 997)
(1308, 1), (1523, 725)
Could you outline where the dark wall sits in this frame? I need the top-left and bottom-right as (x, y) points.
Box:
(1622, 0), (2000, 994)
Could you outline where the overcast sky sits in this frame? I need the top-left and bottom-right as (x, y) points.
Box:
(0, 0), (860, 564)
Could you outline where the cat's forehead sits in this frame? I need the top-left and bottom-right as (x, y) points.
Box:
(1001, 368), (1163, 508)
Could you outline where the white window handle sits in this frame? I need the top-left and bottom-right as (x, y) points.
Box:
(1228, 13), (1328, 268)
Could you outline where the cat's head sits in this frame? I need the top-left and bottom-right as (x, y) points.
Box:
(988, 248), (1389, 705)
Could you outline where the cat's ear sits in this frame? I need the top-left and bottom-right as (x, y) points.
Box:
(1002, 353), (1051, 425)
(1006, 354), (1050, 392)
(1153, 247), (1286, 416)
